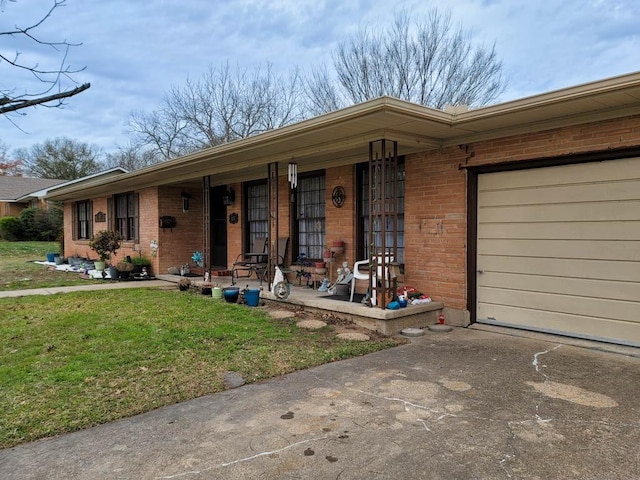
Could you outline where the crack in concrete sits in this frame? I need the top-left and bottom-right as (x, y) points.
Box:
(155, 435), (332, 478)
(220, 435), (330, 467)
(532, 344), (562, 379)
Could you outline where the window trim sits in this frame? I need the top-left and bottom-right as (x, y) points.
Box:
(73, 200), (93, 241)
(110, 192), (139, 242)
(292, 170), (326, 262)
(243, 180), (268, 253)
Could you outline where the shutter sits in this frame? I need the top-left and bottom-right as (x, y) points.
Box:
(134, 193), (140, 243)
(88, 201), (94, 238)
(107, 197), (114, 231)
(72, 203), (78, 240)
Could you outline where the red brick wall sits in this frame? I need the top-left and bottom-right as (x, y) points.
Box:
(226, 182), (243, 268)
(155, 186), (202, 274)
(325, 165), (355, 266)
(404, 114), (640, 311)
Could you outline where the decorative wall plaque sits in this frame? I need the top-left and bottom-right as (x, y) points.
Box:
(331, 186), (346, 208)
(94, 211), (106, 223)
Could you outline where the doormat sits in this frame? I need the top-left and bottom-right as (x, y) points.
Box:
(321, 293), (364, 303)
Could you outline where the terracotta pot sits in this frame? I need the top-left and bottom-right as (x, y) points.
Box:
(332, 240), (344, 248)
(315, 262), (326, 268)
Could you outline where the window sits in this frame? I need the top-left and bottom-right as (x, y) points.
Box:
(73, 200), (92, 240)
(295, 172), (325, 260)
(113, 193), (138, 241)
(358, 160), (405, 264)
(244, 182), (268, 250)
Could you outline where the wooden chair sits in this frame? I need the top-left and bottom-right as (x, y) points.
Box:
(231, 237), (268, 285)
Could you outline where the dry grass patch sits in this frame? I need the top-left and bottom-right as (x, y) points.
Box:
(0, 241), (88, 291)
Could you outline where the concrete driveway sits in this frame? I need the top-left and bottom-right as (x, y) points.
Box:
(1, 327), (638, 479)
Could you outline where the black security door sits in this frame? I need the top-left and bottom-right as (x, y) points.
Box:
(211, 185), (228, 268)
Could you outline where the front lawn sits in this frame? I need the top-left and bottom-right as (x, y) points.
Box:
(0, 288), (401, 448)
(0, 241), (88, 291)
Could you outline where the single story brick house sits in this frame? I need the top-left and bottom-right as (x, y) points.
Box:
(0, 176), (66, 218)
(47, 72), (640, 347)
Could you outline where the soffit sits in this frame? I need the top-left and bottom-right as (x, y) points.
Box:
(47, 72), (640, 201)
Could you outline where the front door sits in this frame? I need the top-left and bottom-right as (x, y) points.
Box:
(211, 185), (228, 268)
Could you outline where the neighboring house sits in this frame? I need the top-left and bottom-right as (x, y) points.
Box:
(47, 72), (640, 348)
(0, 176), (66, 218)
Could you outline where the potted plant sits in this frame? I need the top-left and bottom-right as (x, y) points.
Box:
(178, 277), (191, 291)
(131, 256), (152, 275)
(116, 260), (134, 279)
(88, 230), (122, 271)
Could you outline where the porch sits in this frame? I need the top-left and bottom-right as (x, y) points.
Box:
(156, 273), (444, 336)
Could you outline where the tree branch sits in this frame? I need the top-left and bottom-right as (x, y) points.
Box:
(0, 82), (90, 114)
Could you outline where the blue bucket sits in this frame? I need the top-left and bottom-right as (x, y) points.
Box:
(244, 289), (260, 307)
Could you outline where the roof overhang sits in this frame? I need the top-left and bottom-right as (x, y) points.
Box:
(46, 71), (640, 201)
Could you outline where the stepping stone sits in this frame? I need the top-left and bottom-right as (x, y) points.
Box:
(429, 324), (453, 332)
(337, 332), (370, 341)
(401, 327), (425, 337)
(222, 371), (245, 389)
(297, 319), (327, 330)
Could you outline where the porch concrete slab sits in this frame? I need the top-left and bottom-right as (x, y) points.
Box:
(2, 328), (638, 479)
(157, 274), (446, 335)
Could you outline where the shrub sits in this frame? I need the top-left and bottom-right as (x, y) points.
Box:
(131, 256), (151, 266)
(0, 216), (22, 241)
(17, 207), (62, 241)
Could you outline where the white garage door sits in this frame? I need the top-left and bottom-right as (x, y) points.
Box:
(477, 157), (640, 347)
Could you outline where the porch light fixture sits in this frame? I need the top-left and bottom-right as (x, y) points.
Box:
(222, 186), (235, 206)
(288, 161), (298, 189)
(181, 192), (191, 213)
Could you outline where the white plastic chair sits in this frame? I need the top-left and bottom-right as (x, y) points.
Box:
(350, 255), (394, 304)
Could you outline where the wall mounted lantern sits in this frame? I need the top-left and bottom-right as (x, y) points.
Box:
(222, 186), (235, 206)
(181, 192), (191, 213)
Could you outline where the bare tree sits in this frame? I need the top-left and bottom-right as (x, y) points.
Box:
(0, 0), (90, 115)
(306, 9), (505, 112)
(103, 141), (161, 172)
(0, 140), (23, 175)
(129, 62), (305, 160)
(16, 137), (102, 180)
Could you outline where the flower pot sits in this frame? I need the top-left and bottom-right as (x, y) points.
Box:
(223, 287), (240, 303)
(108, 266), (119, 279)
(54, 256), (64, 265)
(243, 289), (260, 307)
(46, 253), (57, 262)
(315, 262), (326, 269)
(94, 261), (106, 271)
(212, 286), (222, 300)
(332, 241), (344, 248)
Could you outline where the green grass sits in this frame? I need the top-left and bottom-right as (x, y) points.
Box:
(0, 241), (88, 291)
(0, 288), (402, 448)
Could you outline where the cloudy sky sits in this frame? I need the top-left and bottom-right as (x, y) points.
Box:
(1, 0), (639, 156)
